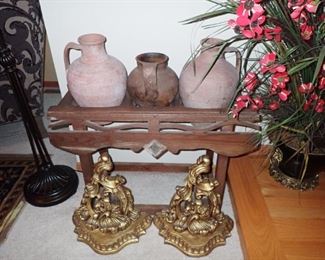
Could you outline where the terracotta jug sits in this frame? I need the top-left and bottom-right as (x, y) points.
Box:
(64, 33), (127, 107)
(179, 38), (241, 108)
(127, 53), (179, 107)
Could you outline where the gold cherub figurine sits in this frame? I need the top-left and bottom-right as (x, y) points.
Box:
(154, 155), (233, 257)
(73, 153), (152, 254)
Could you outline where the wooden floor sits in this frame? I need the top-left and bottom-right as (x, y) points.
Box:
(228, 153), (325, 260)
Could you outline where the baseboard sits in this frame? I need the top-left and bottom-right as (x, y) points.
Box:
(44, 81), (60, 93)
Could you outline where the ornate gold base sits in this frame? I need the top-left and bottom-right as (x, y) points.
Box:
(72, 154), (152, 254)
(73, 211), (152, 254)
(154, 155), (234, 257)
(270, 148), (319, 191)
(73, 153), (235, 256)
(154, 212), (233, 257)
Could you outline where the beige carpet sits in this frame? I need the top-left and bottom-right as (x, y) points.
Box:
(0, 93), (243, 260)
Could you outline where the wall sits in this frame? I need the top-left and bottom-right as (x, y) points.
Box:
(44, 36), (58, 82)
(40, 0), (235, 163)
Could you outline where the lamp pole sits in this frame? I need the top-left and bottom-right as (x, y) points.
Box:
(0, 29), (79, 207)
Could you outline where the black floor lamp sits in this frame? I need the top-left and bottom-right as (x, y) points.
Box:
(0, 29), (79, 207)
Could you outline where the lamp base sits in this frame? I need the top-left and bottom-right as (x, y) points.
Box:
(24, 164), (79, 207)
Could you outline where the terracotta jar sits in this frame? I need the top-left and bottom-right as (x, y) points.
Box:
(64, 33), (127, 107)
(179, 38), (241, 108)
(127, 53), (178, 107)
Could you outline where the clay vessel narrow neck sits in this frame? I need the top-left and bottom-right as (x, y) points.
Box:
(78, 34), (108, 63)
(200, 38), (225, 58)
(136, 53), (168, 69)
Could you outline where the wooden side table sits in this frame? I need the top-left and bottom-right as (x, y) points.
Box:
(47, 92), (260, 213)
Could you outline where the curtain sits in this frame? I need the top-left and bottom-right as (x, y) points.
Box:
(0, 0), (45, 124)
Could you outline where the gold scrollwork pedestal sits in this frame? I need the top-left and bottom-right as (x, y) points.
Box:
(154, 155), (233, 257)
(73, 154), (152, 254)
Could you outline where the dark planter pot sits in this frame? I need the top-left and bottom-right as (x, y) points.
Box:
(269, 144), (325, 190)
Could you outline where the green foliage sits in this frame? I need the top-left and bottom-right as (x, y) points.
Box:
(184, 0), (325, 155)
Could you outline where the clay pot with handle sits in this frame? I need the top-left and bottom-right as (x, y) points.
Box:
(179, 38), (241, 109)
(127, 52), (179, 107)
(64, 33), (127, 107)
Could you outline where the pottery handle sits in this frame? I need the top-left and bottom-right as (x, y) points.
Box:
(142, 63), (159, 102)
(64, 42), (82, 70)
(224, 47), (242, 75)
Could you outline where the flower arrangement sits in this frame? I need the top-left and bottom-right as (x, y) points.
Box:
(185, 0), (325, 155)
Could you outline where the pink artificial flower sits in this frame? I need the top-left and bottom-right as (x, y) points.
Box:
(295, 10), (308, 23)
(297, 12), (315, 40)
(260, 52), (286, 74)
(271, 71), (290, 89)
(300, 23), (314, 40)
(271, 64), (286, 74)
(260, 52), (276, 73)
(244, 72), (259, 91)
(290, 5), (305, 19)
(298, 82), (314, 93)
(310, 93), (319, 100)
(315, 99), (325, 113)
(241, 13), (266, 38)
(287, 0), (305, 9)
(303, 99), (312, 111)
(303, 93), (319, 111)
(264, 26), (282, 42)
(316, 64), (325, 89)
(232, 95), (252, 117)
(319, 13), (325, 23)
(231, 0), (267, 39)
(236, 0), (265, 26)
(269, 100), (280, 110)
(228, 19), (243, 35)
(251, 97), (264, 111)
(235, 95), (251, 109)
(305, 0), (320, 13)
(318, 77), (325, 90)
(278, 89), (291, 101)
(289, 0), (320, 19)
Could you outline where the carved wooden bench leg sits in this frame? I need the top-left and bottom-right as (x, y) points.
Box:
(78, 153), (94, 184)
(215, 125), (234, 205)
(215, 155), (229, 205)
